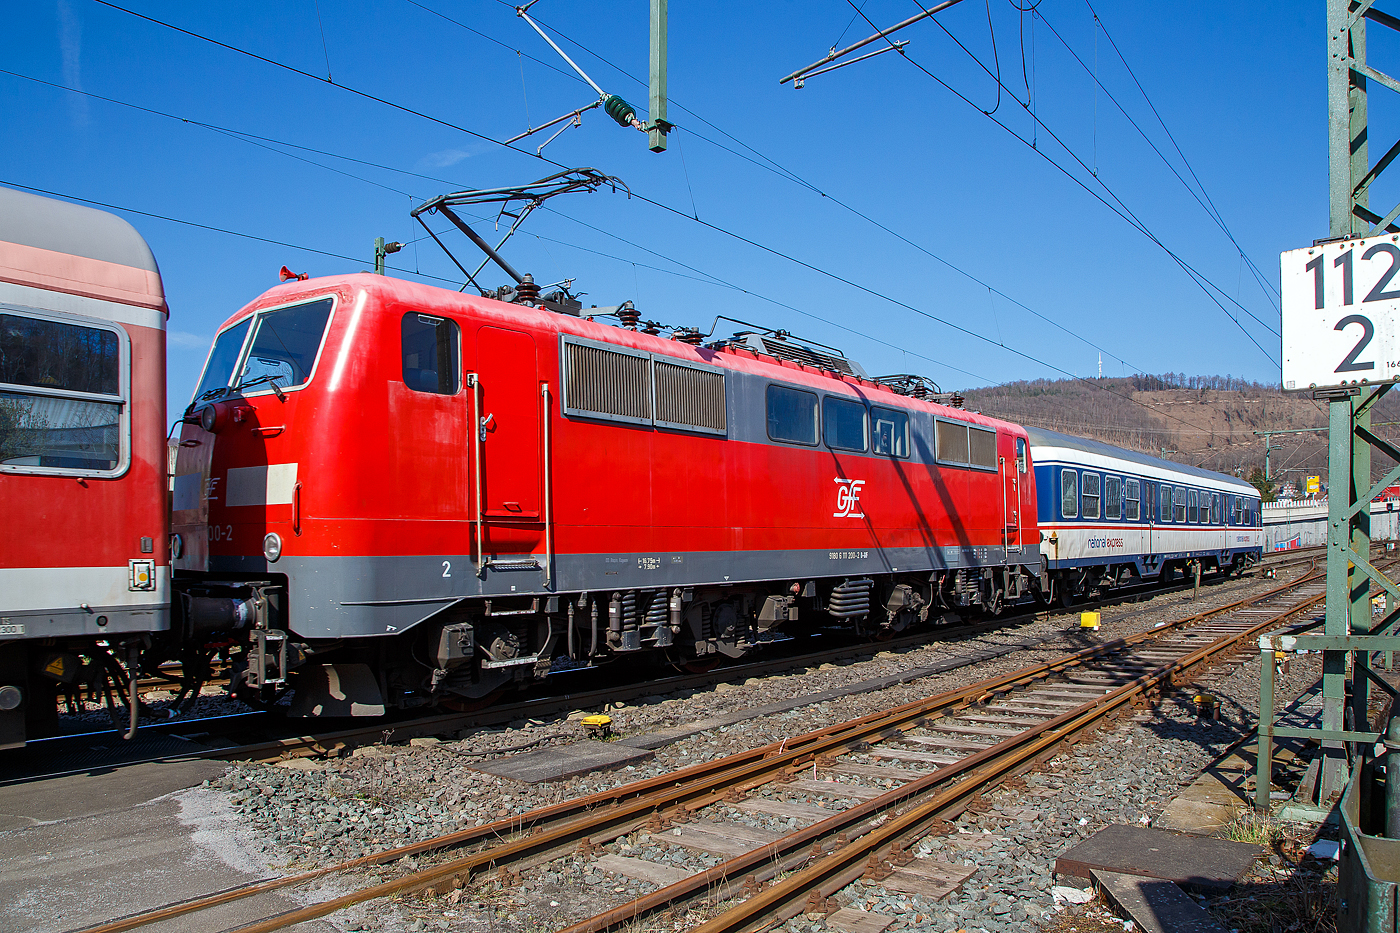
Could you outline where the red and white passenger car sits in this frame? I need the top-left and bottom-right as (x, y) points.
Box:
(0, 186), (168, 747)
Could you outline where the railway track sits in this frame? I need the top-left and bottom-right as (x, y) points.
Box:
(69, 559), (1339, 933)
(13, 552), (1309, 782)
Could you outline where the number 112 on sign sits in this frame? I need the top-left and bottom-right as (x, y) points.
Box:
(1281, 236), (1400, 392)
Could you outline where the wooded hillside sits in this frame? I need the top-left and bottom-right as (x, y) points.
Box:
(959, 374), (1400, 485)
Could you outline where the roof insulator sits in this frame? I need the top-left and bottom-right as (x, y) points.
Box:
(603, 94), (637, 128)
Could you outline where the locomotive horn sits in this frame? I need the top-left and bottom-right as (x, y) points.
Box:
(279, 265), (309, 282)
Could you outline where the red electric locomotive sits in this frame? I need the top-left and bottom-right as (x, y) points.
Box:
(0, 186), (169, 747)
(172, 271), (1042, 716)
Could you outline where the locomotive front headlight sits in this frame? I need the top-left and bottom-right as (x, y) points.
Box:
(263, 532), (282, 562)
(199, 403), (220, 433)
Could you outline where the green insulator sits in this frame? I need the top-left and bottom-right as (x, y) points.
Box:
(603, 94), (636, 128)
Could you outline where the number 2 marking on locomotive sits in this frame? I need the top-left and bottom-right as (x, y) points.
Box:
(442, 560), (452, 578)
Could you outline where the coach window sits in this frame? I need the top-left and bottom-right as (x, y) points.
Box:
(237, 297), (334, 391)
(1233, 495), (1243, 524)
(1188, 490), (1198, 524)
(1211, 493), (1221, 524)
(1125, 478), (1140, 521)
(1061, 469), (1079, 519)
(1105, 476), (1121, 520)
(870, 406), (909, 457)
(823, 396), (868, 452)
(767, 384), (819, 445)
(0, 312), (124, 473)
(402, 313), (461, 394)
(1159, 484), (1172, 522)
(1082, 472), (1101, 519)
(1174, 486), (1187, 522)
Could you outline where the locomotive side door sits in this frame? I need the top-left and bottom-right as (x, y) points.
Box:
(999, 436), (1026, 556)
(469, 326), (542, 563)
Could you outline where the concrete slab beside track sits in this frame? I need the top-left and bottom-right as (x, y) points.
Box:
(0, 760), (349, 933)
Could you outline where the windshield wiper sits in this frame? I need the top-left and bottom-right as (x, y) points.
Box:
(234, 374), (288, 402)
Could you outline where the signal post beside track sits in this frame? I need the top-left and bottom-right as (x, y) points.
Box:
(1266, 1), (1400, 815)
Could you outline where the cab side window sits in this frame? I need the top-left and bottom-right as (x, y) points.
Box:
(402, 313), (461, 394)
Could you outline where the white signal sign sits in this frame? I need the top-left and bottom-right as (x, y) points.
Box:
(1281, 235), (1400, 392)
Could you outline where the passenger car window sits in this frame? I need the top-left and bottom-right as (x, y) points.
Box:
(402, 313), (461, 394)
(1061, 469), (1078, 518)
(870, 406), (909, 457)
(1188, 490), (1198, 524)
(1082, 472), (1100, 519)
(1160, 484), (1172, 522)
(0, 312), (123, 472)
(1174, 486), (1187, 523)
(1105, 476), (1121, 520)
(1212, 493), (1221, 524)
(1234, 495), (1243, 524)
(1125, 478), (1140, 521)
(767, 384), (818, 445)
(823, 396), (867, 451)
(238, 298), (333, 390)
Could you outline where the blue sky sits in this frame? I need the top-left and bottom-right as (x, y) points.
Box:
(3, 1), (1331, 417)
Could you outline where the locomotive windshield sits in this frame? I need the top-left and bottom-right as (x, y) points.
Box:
(192, 317), (250, 403)
(190, 298), (333, 404)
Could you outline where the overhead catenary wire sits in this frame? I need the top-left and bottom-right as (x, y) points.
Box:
(76, 0), (1230, 437)
(86, 0), (1171, 392)
(847, 1), (1280, 366)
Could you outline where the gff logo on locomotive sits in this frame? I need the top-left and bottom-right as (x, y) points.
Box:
(833, 477), (866, 519)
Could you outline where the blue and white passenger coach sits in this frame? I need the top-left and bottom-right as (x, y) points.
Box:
(1025, 427), (1262, 603)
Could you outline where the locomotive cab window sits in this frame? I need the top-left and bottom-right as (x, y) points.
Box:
(237, 298), (333, 391)
(1105, 476), (1121, 520)
(871, 406), (909, 457)
(1061, 469), (1078, 519)
(1015, 436), (1027, 473)
(767, 384), (818, 445)
(402, 313), (461, 395)
(192, 317), (252, 402)
(823, 396), (867, 451)
(0, 310), (126, 474)
(1125, 478), (1140, 521)
(1082, 472), (1101, 519)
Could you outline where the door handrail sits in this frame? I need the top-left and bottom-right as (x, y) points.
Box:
(468, 372), (485, 576)
(541, 382), (554, 589)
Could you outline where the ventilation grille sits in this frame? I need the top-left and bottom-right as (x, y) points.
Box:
(936, 420), (969, 464)
(564, 342), (651, 423)
(655, 360), (726, 434)
(969, 426), (998, 469)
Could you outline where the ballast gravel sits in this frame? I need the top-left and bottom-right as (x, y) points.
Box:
(203, 567), (1321, 932)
